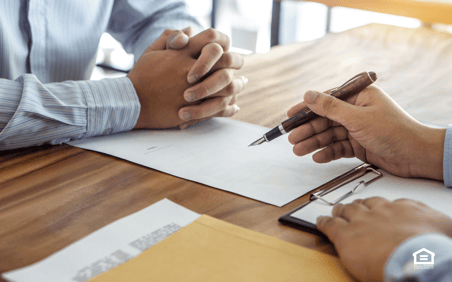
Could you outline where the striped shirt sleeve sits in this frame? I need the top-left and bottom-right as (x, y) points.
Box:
(0, 75), (140, 150)
(385, 233), (452, 282)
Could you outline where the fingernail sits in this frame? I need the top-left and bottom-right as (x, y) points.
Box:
(242, 77), (248, 85)
(181, 112), (191, 120)
(179, 123), (188, 130)
(304, 90), (319, 104)
(169, 34), (178, 46)
(188, 74), (199, 83)
(184, 91), (196, 102)
(233, 105), (240, 114)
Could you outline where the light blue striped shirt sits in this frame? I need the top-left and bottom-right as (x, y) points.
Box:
(386, 233), (452, 282)
(0, 0), (201, 150)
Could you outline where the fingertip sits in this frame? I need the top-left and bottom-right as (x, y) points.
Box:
(316, 216), (325, 225)
(316, 216), (331, 230)
(182, 26), (193, 36)
(312, 151), (330, 164)
(168, 33), (189, 50)
(304, 90), (320, 104)
(184, 91), (196, 102)
(179, 110), (192, 121)
(331, 203), (343, 217)
(178, 123), (188, 130)
(187, 74), (199, 84)
(288, 134), (295, 145)
(241, 76), (248, 86)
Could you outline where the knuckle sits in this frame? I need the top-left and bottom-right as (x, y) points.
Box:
(205, 28), (218, 41)
(225, 82), (235, 95)
(393, 198), (409, 203)
(163, 29), (173, 36)
(316, 216), (327, 230)
(225, 109), (235, 117)
(352, 199), (363, 205)
(330, 128), (338, 143)
(230, 94), (237, 104)
(221, 69), (233, 83)
(222, 52), (233, 67)
(198, 84), (210, 98)
(292, 145), (303, 156)
(219, 98), (228, 110)
(224, 34), (231, 49)
(237, 54), (244, 68)
(332, 204), (343, 217)
(210, 43), (223, 57)
(313, 136), (322, 150)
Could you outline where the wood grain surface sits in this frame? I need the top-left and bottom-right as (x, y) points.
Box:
(1, 24), (452, 279)
(277, 0), (452, 25)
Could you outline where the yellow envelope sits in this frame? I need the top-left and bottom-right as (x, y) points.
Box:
(91, 215), (355, 282)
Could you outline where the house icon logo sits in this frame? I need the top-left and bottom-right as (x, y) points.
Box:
(413, 248), (435, 269)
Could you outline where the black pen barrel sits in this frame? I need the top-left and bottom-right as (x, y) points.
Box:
(264, 126), (284, 142)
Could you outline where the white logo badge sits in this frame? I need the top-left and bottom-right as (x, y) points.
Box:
(413, 248), (435, 269)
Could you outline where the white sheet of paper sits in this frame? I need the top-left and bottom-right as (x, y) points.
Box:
(291, 170), (452, 225)
(2, 199), (200, 282)
(68, 119), (361, 207)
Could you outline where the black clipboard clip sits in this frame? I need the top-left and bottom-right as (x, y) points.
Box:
(279, 163), (383, 237)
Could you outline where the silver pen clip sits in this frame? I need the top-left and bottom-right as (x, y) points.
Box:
(310, 165), (383, 206)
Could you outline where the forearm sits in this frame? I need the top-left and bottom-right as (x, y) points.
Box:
(385, 233), (452, 282)
(0, 75), (139, 150)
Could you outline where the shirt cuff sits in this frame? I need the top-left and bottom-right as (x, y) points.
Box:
(385, 233), (452, 282)
(77, 77), (140, 138)
(444, 125), (452, 187)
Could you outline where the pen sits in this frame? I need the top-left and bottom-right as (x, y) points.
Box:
(248, 71), (378, 147)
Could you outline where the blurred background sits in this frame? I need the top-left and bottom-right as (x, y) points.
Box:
(92, 0), (452, 80)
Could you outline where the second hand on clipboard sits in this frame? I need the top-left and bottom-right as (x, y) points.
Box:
(248, 71), (378, 147)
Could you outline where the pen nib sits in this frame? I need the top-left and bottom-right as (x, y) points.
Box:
(248, 137), (266, 147)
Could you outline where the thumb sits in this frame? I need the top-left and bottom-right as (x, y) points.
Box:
(182, 26), (193, 37)
(145, 29), (190, 53)
(166, 30), (190, 50)
(304, 90), (359, 127)
(145, 29), (175, 52)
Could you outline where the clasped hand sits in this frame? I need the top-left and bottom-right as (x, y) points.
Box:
(128, 27), (246, 130)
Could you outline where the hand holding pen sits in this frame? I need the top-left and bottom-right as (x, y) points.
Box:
(249, 71), (377, 146)
(284, 79), (446, 181)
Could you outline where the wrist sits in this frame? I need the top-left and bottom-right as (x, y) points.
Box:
(412, 126), (446, 181)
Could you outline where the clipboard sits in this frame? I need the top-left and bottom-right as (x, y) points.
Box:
(279, 163), (383, 237)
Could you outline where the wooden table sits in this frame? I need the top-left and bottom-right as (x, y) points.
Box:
(1, 23), (452, 280)
(271, 0), (452, 45)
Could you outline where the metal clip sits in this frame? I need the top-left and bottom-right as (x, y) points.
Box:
(310, 166), (382, 206)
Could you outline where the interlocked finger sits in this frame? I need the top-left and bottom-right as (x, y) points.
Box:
(184, 69), (234, 102)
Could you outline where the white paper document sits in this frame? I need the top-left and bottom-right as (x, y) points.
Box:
(291, 170), (452, 225)
(2, 199), (200, 282)
(68, 119), (361, 207)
